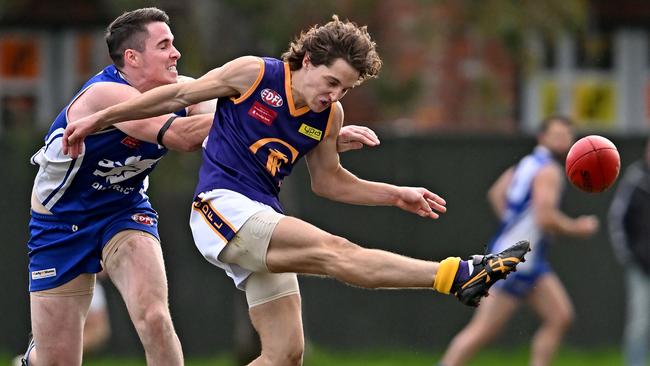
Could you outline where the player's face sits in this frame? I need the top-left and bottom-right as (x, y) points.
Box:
(139, 22), (181, 88)
(301, 58), (359, 112)
(541, 120), (574, 159)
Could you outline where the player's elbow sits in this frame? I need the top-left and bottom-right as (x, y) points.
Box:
(165, 136), (202, 152)
(178, 144), (201, 152)
(537, 220), (555, 234)
(536, 214), (559, 234)
(311, 181), (329, 197)
(180, 138), (203, 152)
(311, 179), (336, 198)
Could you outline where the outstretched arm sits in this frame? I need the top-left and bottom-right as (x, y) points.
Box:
(64, 81), (213, 153)
(63, 56), (262, 157)
(306, 103), (446, 219)
(533, 164), (599, 237)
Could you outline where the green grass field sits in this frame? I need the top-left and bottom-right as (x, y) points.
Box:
(1, 346), (623, 365)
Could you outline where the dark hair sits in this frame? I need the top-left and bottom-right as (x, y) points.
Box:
(539, 115), (573, 134)
(282, 15), (382, 85)
(105, 7), (169, 68)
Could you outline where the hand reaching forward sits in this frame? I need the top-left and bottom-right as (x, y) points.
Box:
(573, 215), (599, 238)
(395, 187), (447, 219)
(64, 120), (378, 158)
(337, 125), (380, 153)
(62, 114), (103, 158)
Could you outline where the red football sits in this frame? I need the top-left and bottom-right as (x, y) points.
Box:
(565, 135), (620, 192)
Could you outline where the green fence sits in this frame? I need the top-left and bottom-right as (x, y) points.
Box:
(1, 132), (643, 356)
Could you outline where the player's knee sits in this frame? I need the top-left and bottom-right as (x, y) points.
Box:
(262, 340), (304, 366)
(278, 345), (304, 366)
(549, 305), (574, 330)
(319, 235), (362, 273)
(135, 303), (173, 339)
(557, 307), (575, 329)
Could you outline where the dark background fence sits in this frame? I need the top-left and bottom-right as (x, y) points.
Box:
(1, 132), (643, 356)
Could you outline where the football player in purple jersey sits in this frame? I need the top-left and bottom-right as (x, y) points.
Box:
(64, 15), (528, 365)
(19, 8), (377, 366)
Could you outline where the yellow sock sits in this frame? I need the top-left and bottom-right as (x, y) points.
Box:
(433, 257), (461, 294)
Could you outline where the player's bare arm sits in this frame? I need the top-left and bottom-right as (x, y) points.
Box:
(336, 124), (380, 152)
(305, 103), (446, 219)
(126, 114), (213, 152)
(69, 82), (212, 152)
(177, 75), (219, 116)
(533, 164), (598, 237)
(63, 56), (263, 156)
(142, 76), (378, 152)
(487, 166), (514, 218)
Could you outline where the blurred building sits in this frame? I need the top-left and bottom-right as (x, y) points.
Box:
(0, 0), (110, 133)
(1, 0), (650, 135)
(522, 0), (650, 134)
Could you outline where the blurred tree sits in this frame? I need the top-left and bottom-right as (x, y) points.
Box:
(191, 0), (587, 132)
(0, 0), (587, 135)
(370, 0), (587, 132)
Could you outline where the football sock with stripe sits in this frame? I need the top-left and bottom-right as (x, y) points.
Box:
(433, 257), (472, 294)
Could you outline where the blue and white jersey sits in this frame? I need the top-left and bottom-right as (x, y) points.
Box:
(489, 146), (559, 275)
(195, 57), (335, 213)
(30, 65), (186, 224)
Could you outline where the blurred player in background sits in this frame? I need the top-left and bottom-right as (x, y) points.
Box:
(19, 7), (375, 366)
(608, 139), (650, 366)
(63, 15), (529, 365)
(439, 116), (599, 366)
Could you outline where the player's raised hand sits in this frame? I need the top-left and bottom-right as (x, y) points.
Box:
(336, 124), (380, 153)
(395, 187), (447, 219)
(573, 215), (599, 238)
(62, 114), (103, 158)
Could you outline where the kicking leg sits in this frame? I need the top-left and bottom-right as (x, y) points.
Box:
(267, 216), (528, 304)
(267, 216), (438, 288)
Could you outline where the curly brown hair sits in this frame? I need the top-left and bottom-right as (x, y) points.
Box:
(282, 15), (382, 85)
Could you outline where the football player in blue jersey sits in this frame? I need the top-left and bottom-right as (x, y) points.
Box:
(64, 15), (529, 365)
(19, 8), (377, 366)
(439, 117), (599, 366)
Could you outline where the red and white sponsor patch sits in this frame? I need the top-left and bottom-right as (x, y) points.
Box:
(132, 213), (156, 226)
(248, 101), (278, 126)
(121, 136), (141, 149)
(260, 88), (283, 107)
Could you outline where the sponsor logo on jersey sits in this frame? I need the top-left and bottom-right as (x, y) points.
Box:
(265, 148), (289, 176)
(132, 213), (156, 226)
(93, 156), (161, 184)
(121, 136), (141, 149)
(250, 138), (299, 178)
(298, 123), (323, 141)
(32, 268), (56, 280)
(248, 101), (278, 126)
(260, 88), (283, 107)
